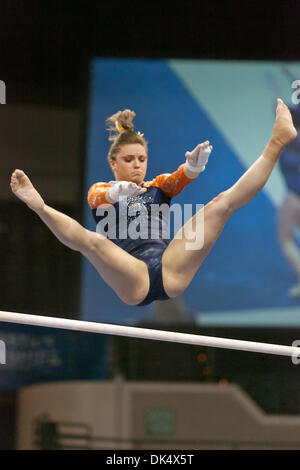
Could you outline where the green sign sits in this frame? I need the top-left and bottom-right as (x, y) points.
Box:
(145, 408), (175, 436)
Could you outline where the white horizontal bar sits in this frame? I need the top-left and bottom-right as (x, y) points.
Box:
(0, 310), (298, 358)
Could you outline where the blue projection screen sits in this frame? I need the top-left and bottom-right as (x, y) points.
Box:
(80, 58), (300, 327)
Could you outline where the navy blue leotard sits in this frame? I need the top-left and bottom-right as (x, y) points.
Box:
(88, 164), (194, 306)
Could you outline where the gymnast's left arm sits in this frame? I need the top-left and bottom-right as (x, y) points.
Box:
(151, 141), (213, 198)
(184, 140), (213, 177)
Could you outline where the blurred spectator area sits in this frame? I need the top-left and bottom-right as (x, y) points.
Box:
(0, 105), (80, 204)
(0, 391), (16, 450)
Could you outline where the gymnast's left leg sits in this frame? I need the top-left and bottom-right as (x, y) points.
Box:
(162, 99), (297, 298)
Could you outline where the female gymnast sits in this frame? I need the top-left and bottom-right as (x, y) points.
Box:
(10, 99), (297, 306)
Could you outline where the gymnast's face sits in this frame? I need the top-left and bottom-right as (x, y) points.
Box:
(110, 143), (148, 185)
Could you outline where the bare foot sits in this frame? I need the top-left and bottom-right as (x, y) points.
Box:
(10, 170), (44, 211)
(272, 98), (297, 147)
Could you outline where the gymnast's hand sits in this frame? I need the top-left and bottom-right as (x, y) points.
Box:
(185, 141), (213, 174)
(107, 181), (147, 203)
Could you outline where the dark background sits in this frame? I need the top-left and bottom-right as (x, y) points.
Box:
(3, 0), (299, 319)
(1, 0), (300, 108)
(1, 0), (300, 449)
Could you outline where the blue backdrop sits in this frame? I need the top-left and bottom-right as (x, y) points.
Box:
(80, 58), (300, 326)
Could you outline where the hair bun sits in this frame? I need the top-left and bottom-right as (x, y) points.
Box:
(106, 109), (136, 141)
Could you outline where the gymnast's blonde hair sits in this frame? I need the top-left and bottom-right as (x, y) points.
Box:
(106, 109), (148, 161)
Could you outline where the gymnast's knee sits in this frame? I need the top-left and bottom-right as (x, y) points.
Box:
(162, 274), (187, 299)
(121, 290), (149, 306)
(80, 230), (104, 255)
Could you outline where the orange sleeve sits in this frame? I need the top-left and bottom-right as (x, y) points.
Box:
(146, 164), (196, 198)
(87, 182), (113, 209)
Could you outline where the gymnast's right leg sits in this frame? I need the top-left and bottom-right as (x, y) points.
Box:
(10, 170), (149, 305)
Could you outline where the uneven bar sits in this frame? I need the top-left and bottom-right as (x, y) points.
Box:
(0, 310), (299, 357)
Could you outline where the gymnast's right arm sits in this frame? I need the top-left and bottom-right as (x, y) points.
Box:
(88, 181), (146, 209)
